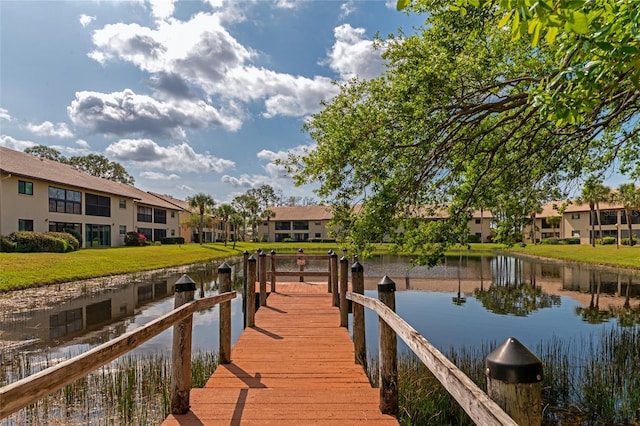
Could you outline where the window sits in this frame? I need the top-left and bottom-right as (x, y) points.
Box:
(85, 224), (111, 248)
(571, 230), (580, 237)
(18, 180), (33, 195)
(49, 222), (81, 238)
(18, 219), (33, 231)
(137, 206), (153, 222)
(314, 222), (321, 226)
(293, 221), (309, 230)
(599, 210), (618, 225)
(171, 211), (175, 218)
(315, 233), (321, 238)
(571, 213), (580, 219)
(154, 229), (167, 241)
(49, 187), (81, 214)
(621, 210), (640, 225)
(275, 221), (291, 230)
(119, 225), (127, 235)
(171, 229), (175, 236)
(119, 199), (126, 209)
(154, 209), (167, 224)
(137, 228), (152, 240)
(475, 219), (481, 224)
(86, 193), (111, 217)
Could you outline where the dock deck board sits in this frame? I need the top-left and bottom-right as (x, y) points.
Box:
(163, 282), (397, 425)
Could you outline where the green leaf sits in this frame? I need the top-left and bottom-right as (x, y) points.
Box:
(545, 26), (559, 44)
(568, 11), (589, 34)
(396, 0), (411, 11)
(498, 10), (513, 28)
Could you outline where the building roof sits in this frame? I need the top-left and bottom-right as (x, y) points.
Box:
(0, 146), (180, 211)
(267, 206), (334, 221)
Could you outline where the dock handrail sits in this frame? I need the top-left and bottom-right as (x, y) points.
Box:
(346, 291), (517, 425)
(0, 289), (236, 420)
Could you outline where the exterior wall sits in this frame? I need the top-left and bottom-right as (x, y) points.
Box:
(259, 219), (332, 242)
(1, 173), (181, 248)
(468, 217), (493, 242)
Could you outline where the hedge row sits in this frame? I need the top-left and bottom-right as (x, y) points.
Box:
(0, 231), (80, 253)
(541, 237), (581, 245)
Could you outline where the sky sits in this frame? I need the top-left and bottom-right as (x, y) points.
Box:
(0, 0), (425, 204)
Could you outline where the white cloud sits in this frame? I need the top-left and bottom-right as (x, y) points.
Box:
(106, 139), (235, 173)
(86, 8), (339, 123)
(340, 1), (357, 19)
(323, 24), (386, 80)
(79, 14), (95, 27)
(140, 171), (180, 180)
(75, 139), (90, 148)
(25, 121), (74, 139)
(0, 135), (35, 151)
(177, 184), (194, 193)
(148, 0), (175, 22)
(68, 89), (242, 138)
(0, 108), (12, 121)
(257, 142), (316, 179)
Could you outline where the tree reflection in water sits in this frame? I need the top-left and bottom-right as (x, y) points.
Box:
(474, 284), (561, 316)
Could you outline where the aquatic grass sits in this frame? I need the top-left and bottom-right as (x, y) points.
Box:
(364, 326), (640, 425)
(1, 350), (219, 425)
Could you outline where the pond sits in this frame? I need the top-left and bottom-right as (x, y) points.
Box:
(1, 254), (639, 371)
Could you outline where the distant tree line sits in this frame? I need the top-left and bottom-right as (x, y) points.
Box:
(24, 145), (135, 185)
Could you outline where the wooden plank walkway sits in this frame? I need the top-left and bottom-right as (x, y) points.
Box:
(163, 282), (398, 425)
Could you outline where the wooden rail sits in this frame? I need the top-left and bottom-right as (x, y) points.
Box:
(346, 291), (517, 425)
(0, 284), (236, 420)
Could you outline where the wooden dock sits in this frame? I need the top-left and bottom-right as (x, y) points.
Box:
(163, 282), (398, 425)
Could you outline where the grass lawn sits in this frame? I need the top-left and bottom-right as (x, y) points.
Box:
(2, 241), (639, 292)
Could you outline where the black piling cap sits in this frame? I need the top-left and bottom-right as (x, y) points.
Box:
(330, 251), (338, 258)
(248, 255), (256, 262)
(270, 250), (276, 255)
(485, 337), (543, 383)
(340, 256), (348, 263)
(298, 248), (304, 253)
(378, 275), (396, 292)
(259, 250), (267, 257)
(175, 274), (196, 292)
(218, 262), (232, 273)
(351, 260), (363, 272)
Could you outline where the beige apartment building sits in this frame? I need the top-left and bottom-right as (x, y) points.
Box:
(0, 147), (182, 247)
(256, 205), (494, 243)
(528, 200), (640, 244)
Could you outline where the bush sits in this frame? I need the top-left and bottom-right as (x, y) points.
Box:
(467, 234), (481, 243)
(1, 235), (16, 252)
(560, 238), (581, 245)
(597, 237), (616, 245)
(46, 232), (80, 251)
(7, 231), (67, 253)
(160, 237), (185, 245)
(541, 238), (560, 245)
(621, 236), (638, 246)
(125, 232), (147, 246)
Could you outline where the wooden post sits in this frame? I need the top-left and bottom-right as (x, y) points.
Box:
(298, 248), (305, 282)
(171, 274), (196, 414)
(339, 256), (348, 327)
(242, 250), (249, 329)
(378, 276), (398, 416)
(327, 250), (333, 293)
(259, 251), (267, 306)
(485, 337), (543, 426)
(351, 260), (367, 370)
(246, 256), (257, 327)
(270, 250), (277, 292)
(218, 262), (232, 364)
(331, 252), (339, 307)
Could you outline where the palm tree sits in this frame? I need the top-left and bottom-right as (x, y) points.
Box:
(229, 213), (244, 249)
(610, 183), (640, 247)
(187, 193), (215, 245)
(546, 215), (561, 239)
(262, 209), (276, 242)
(216, 204), (236, 246)
(576, 176), (611, 246)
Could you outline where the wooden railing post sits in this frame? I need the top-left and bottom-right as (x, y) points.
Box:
(378, 276), (398, 416)
(171, 274), (196, 414)
(298, 248), (305, 282)
(270, 250), (277, 292)
(331, 252), (339, 306)
(351, 260), (367, 369)
(259, 251), (267, 306)
(243, 250), (249, 329)
(339, 256), (348, 327)
(246, 256), (257, 327)
(218, 262), (232, 364)
(327, 250), (333, 293)
(485, 337), (543, 426)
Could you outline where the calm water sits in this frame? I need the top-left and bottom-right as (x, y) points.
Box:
(1, 254), (639, 367)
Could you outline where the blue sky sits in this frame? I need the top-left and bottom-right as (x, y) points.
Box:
(1, 0), (423, 203)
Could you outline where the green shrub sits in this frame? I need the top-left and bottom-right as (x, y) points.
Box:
(597, 237), (616, 245)
(46, 232), (80, 251)
(1, 235), (16, 252)
(542, 238), (560, 245)
(160, 237), (185, 245)
(125, 232), (147, 246)
(560, 238), (581, 245)
(467, 234), (481, 243)
(7, 231), (67, 253)
(621, 236), (638, 246)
